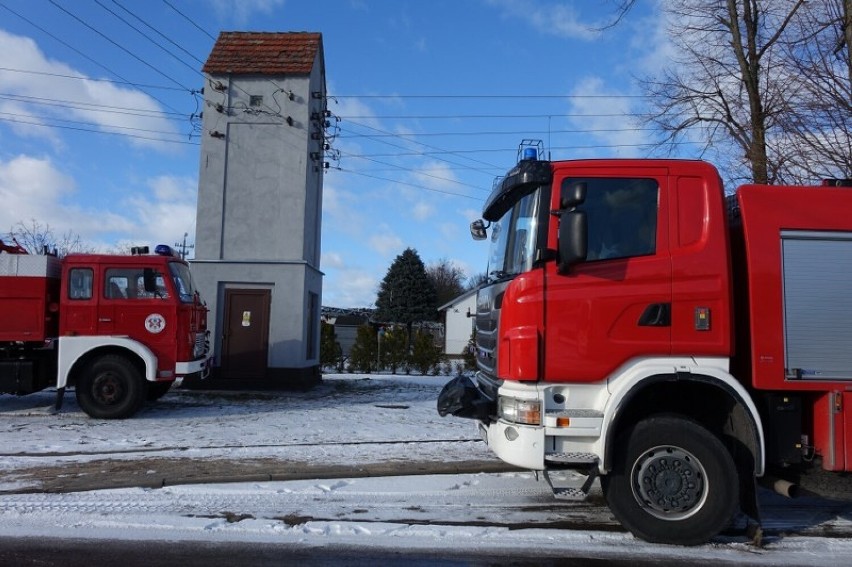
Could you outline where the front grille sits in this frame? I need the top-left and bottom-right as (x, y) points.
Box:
(193, 332), (208, 358)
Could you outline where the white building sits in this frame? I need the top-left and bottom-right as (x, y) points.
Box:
(438, 289), (477, 357)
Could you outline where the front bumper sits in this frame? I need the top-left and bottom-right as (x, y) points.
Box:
(437, 374), (545, 470)
(175, 355), (212, 379)
(479, 419), (546, 470)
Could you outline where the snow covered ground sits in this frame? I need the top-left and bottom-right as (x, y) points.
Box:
(2, 373), (852, 564)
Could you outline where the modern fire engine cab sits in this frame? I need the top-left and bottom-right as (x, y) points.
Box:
(438, 141), (852, 545)
(1, 243), (210, 419)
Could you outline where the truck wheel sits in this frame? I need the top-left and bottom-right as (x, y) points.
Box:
(75, 355), (147, 419)
(601, 415), (739, 545)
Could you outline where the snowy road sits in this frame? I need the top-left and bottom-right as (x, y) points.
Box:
(1, 471), (852, 566)
(2, 374), (852, 564)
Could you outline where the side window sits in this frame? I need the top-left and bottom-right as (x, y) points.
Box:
(569, 177), (659, 261)
(104, 268), (170, 300)
(68, 268), (93, 300)
(105, 269), (130, 299)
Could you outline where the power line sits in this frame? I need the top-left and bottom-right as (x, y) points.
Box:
(0, 110), (192, 138)
(0, 115), (199, 145)
(342, 119), (504, 172)
(0, 92), (189, 119)
(47, 0), (195, 93)
(0, 66), (185, 91)
(334, 167), (483, 201)
(345, 141), (701, 159)
(336, 149), (491, 192)
(162, 0), (216, 41)
(338, 126), (664, 139)
(337, 113), (636, 120)
(332, 94), (650, 100)
(93, 0), (204, 76)
(111, 0), (207, 66)
(0, 0), (188, 118)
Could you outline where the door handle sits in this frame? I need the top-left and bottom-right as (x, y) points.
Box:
(638, 303), (671, 327)
(98, 317), (112, 322)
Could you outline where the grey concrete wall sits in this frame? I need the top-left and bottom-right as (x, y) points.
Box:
(192, 48), (325, 377)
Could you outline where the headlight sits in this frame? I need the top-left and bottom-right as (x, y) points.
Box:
(498, 396), (541, 425)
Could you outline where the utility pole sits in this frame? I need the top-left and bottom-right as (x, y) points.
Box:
(174, 232), (195, 260)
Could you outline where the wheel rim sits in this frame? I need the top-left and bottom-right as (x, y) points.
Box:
(92, 373), (125, 405)
(630, 445), (708, 521)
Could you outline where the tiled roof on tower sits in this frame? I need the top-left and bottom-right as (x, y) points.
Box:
(203, 32), (322, 75)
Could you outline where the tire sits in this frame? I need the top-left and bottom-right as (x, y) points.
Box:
(601, 414), (739, 545)
(146, 381), (173, 402)
(75, 355), (147, 419)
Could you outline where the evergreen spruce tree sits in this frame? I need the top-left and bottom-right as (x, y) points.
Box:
(374, 248), (438, 344)
(319, 321), (342, 371)
(379, 325), (408, 374)
(348, 324), (378, 373)
(463, 328), (477, 371)
(410, 330), (443, 375)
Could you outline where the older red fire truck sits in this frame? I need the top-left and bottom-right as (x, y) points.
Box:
(1, 243), (210, 419)
(439, 143), (852, 545)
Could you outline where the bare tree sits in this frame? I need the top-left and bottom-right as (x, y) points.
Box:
(466, 272), (488, 291)
(4, 219), (92, 257)
(425, 258), (467, 307)
(773, 0), (852, 181)
(641, 0), (810, 186)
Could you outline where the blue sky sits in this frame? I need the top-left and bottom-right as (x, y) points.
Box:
(0, 0), (674, 308)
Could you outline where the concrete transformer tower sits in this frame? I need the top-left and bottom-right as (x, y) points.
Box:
(191, 32), (326, 389)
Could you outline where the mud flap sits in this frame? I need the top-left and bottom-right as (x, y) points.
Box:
(742, 473), (764, 546)
(437, 375), (493, 420)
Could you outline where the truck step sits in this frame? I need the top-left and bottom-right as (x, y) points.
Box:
(552, 486), (588, 500)
(545, 452), (598, 464)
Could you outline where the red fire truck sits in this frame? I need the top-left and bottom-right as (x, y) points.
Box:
(1, 243), (210, 419)
(438, 143), (852, 545)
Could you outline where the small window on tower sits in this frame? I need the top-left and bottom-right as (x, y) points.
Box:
(250, 95), (263, 107)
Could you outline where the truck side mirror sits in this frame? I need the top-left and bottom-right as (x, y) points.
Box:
(558, 210), (588, 274)
(561, 182), (586, 208)
(143, 268), (158, 293)
(470, 219), (489, 241)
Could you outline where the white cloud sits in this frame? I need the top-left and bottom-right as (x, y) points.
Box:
(207, 0), (286, 25)
(461, 207), (482, 221)
(0, 155), (75, 226)
(0, 30), (180, 151)
(412, 201), (434, 221)
(566, 77), (644, 157)
(323, 268), (378, 308)
(123, 175), (198, 248)
(0, 154), (135, 245)
(368, 231), (404, 257)
(321, 251), (344, 269)
(318, 250), (379, 307)
(486, 0), (600, 41)
(411, 161), (460, 192)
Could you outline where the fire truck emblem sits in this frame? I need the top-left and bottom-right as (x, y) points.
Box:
(144, 313), (166, 334)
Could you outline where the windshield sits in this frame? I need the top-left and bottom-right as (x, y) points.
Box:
(168, 262), (198, 303)
(486, 187), (541, 282)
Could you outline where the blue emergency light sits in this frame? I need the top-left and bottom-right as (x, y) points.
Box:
(522, 147), (537, 161)
(155, 244), (177, 257)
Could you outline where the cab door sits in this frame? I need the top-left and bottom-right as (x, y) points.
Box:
(543, 166), (672, 383)
(98, 266), (174, 350)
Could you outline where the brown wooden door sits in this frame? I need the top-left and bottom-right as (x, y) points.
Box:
(221, 289), (270, 379)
